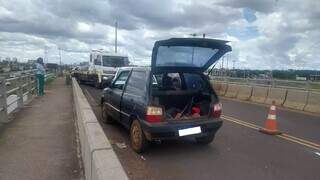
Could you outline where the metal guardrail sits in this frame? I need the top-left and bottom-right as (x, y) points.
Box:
(0, 73), (55, 123)
(211, 76), (320, 92)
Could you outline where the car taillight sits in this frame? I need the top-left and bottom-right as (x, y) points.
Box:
(211, 103), (222, 118)
(146, 106), (163, 123)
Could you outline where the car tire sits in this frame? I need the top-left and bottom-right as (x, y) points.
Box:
(195, 134), (215, 145)
(130, 120), (148, 153)
(101, 103), (114, 124)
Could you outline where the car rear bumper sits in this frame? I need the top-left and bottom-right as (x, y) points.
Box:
(140, 119), (223, 140)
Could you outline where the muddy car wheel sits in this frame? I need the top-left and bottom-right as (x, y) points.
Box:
(101, 104), (113, 124)
(196, 134), (215, 145)
(130, 120), (148, 153)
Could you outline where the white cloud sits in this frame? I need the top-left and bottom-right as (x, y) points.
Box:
(77, 22), (92, 33)
(0, 0), (319, 69)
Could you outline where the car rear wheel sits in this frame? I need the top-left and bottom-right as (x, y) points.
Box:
(101, 103), (114, 124)
(130, 120), (148, 153)
(195, 134), (215, 145)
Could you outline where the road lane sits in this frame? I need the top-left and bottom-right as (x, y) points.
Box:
(221, 98), (320, 144)
(81, 84), (320, 180)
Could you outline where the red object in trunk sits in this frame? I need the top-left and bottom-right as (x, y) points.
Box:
(192, 107), (201, 114)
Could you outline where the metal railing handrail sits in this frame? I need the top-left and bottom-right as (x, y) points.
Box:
(0, 72), (55, 123)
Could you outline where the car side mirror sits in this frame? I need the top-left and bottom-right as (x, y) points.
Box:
(102, 81), (113, 89)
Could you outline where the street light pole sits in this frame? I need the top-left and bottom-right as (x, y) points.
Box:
(115, 21), (118, 53)
(44, 46), (48, 64)
(59, 47), (62, 76)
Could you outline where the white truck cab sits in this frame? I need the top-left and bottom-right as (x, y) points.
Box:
(75, 49), (129, 88)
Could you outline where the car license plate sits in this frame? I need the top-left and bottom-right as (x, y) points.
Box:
(178, 126), (201, 137)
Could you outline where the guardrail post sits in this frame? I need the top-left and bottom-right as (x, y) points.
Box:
(17, 75), (24, 108)
(26, 75), (32, 100)
(31, 74), (36, 95)
(0, 77), (8, 123)
(271, 79), (275, 88)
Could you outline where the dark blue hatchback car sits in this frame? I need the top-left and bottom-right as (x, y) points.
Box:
(101, 38), (231, 153)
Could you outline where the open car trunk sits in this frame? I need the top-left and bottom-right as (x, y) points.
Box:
(151, 72), (217, 121)
(149, 38), (229, 121)
(152, 91), (212, 120)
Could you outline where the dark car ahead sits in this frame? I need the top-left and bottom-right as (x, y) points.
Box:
(101, 38), (231, 153)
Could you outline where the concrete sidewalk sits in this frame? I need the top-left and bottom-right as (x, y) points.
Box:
(0, 78), (82, 180)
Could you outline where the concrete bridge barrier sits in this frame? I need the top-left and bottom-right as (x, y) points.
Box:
(225, 84), (240, 98)
(250, 86), (269, 103)
(265, 88), (287, 106)
(218, 83), (228, 96)
(72, 78), (128, 180)
(283, 89), (308, 110)
(210, 80), (221, 92)
(236, 85), (253, 101)
(304, 91), (320, 113)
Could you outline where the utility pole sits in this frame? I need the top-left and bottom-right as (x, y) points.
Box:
(226, 54), (229, 76)
(233, 59), (236, 69)
(59, 48), (62, 66)
(222, 56), (225, 76)
(115, 21), (118, 53)
(59, 47), (62, 76)
(44, 46), (48, 63)
(226, 54), (229, 70)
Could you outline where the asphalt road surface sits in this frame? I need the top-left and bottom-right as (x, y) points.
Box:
(80, 84), (320, 180)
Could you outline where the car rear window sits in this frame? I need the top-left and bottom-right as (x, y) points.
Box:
(156, 46), (219, 68)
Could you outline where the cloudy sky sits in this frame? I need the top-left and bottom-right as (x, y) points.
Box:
(0, 0), (319, 69)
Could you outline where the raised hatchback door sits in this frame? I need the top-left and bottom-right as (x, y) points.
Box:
(151, 38), (232, 73)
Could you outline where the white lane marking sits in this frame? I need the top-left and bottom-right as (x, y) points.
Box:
(222, 114), (320, 151)
(315, 152), (320, 157)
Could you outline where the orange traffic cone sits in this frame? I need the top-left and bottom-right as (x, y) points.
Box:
(259, 101), (282, 135)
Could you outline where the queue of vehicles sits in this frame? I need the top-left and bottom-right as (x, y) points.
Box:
(73, 49), (129, 88)
(75, 37), (232, 153)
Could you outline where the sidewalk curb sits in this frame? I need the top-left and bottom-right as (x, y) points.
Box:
(72, 78), (129, 180)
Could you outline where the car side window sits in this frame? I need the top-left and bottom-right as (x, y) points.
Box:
(125, 70), (147, 97)
(112, 71), (130, 90)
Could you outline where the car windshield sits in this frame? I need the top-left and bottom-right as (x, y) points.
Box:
(156, 46), (219, 68)
(102, 56), (128, 67)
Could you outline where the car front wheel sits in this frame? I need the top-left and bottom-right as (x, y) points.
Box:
(130, 120), (148, 153)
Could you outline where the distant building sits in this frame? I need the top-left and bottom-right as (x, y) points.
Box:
(296, 76), (307, 81)
(28, 59), (37, 64)
(46, 63), (58, 73)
